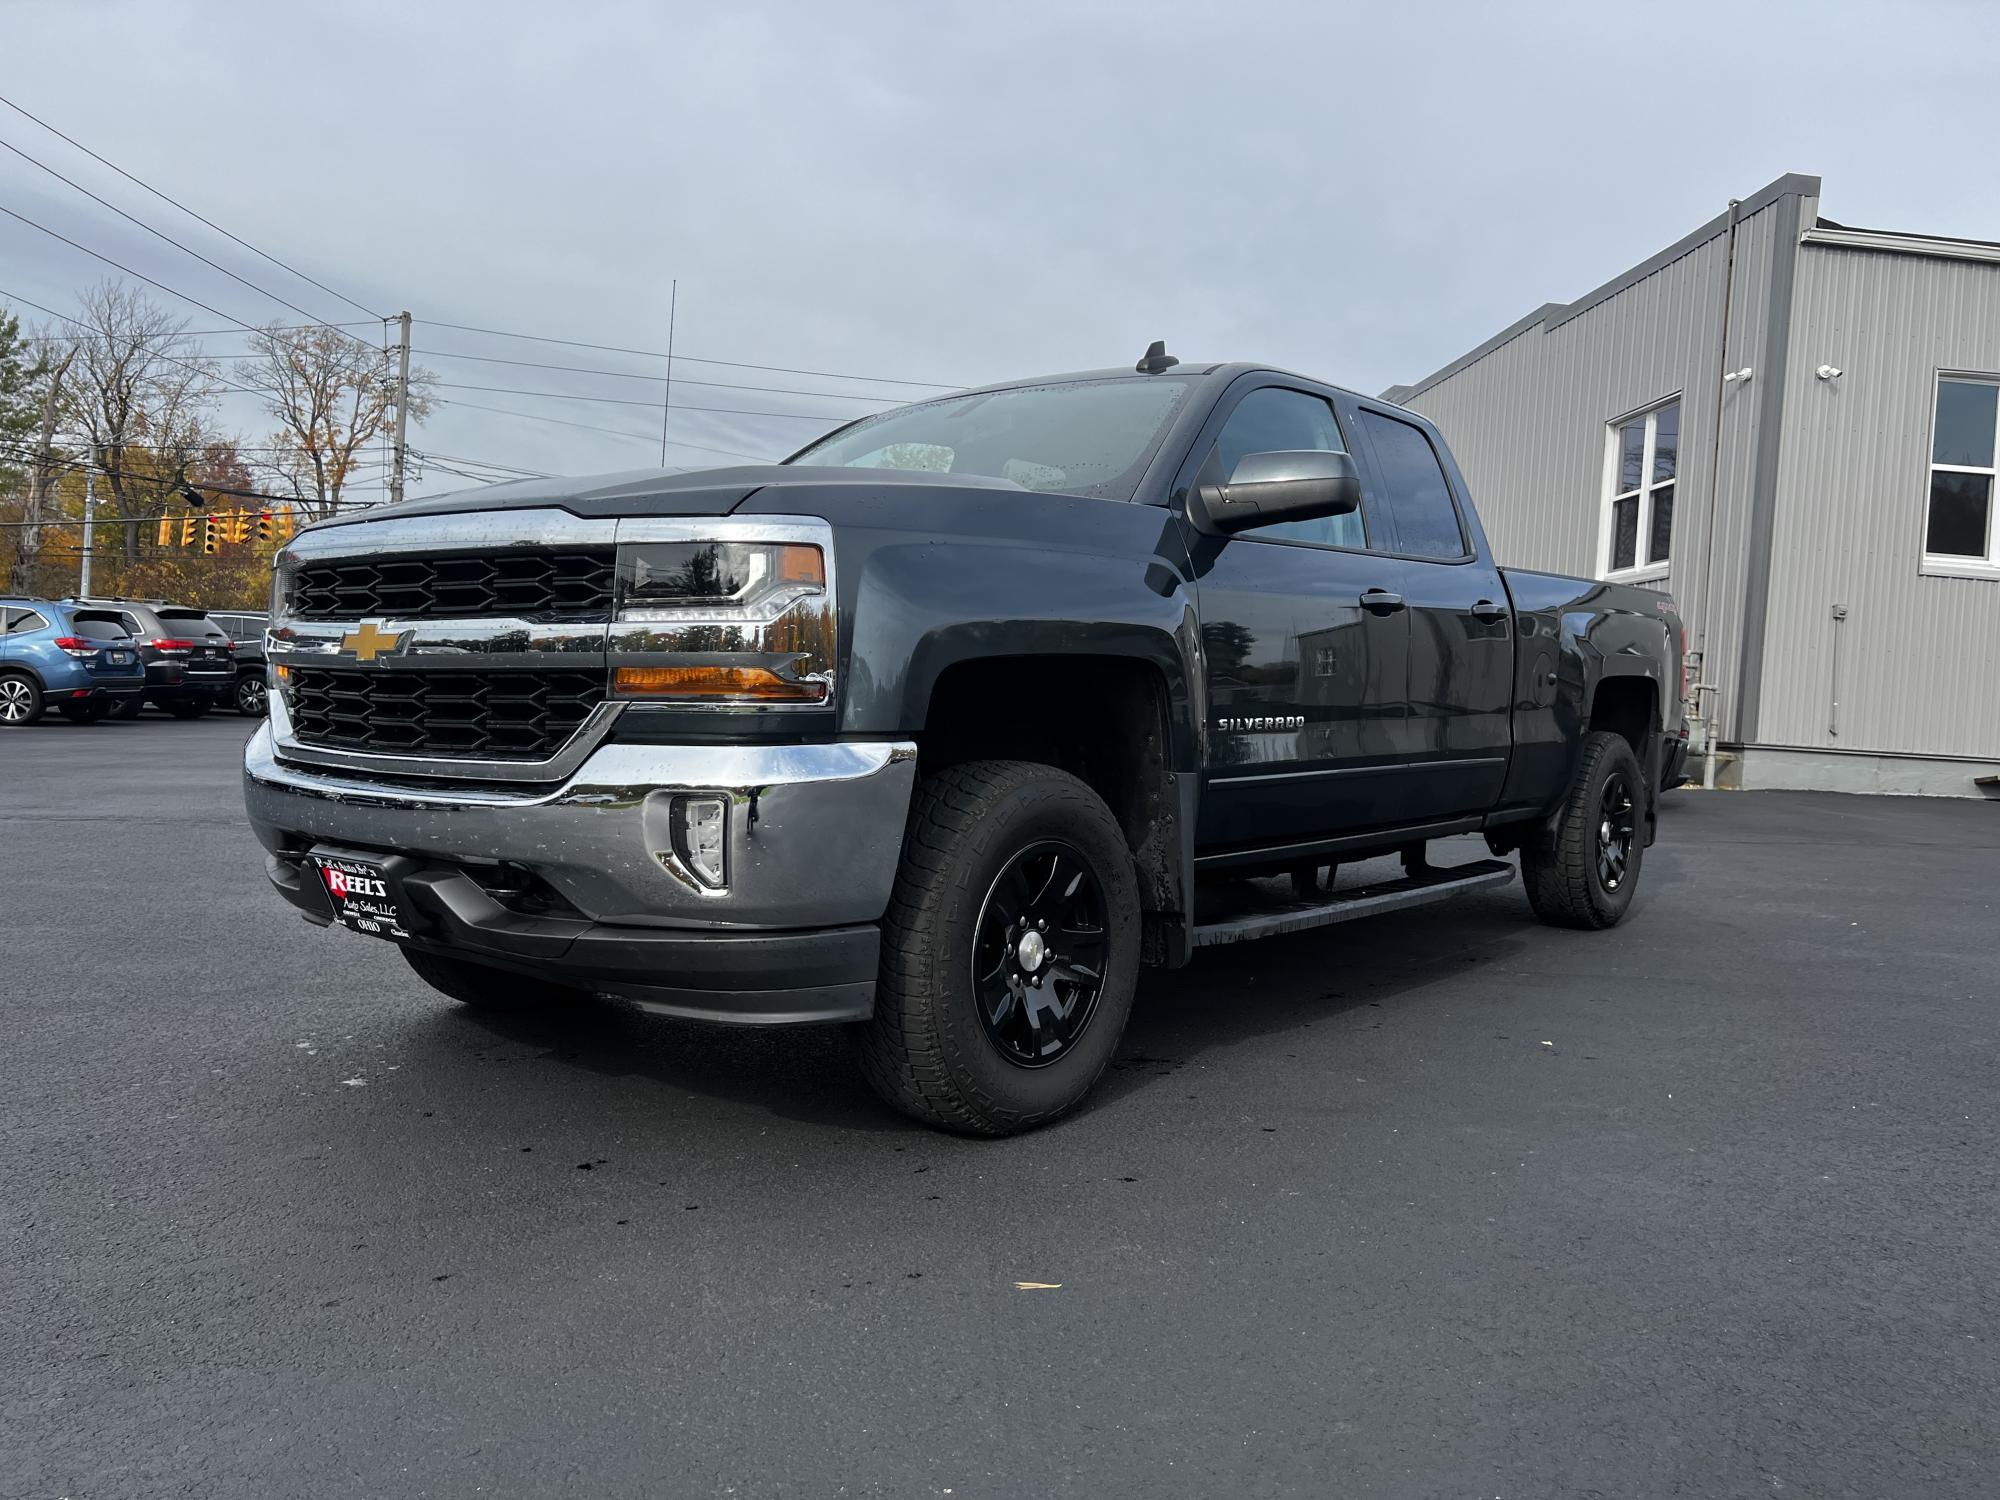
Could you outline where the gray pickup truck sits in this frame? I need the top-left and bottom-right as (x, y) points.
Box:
(245, 347), (1686, 1135)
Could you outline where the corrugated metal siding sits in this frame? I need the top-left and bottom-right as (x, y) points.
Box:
(1403, 192), (1809, 740)
(1755, 246), (2000, 758)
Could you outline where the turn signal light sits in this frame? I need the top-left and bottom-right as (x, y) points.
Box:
(613, 665), (828, 702)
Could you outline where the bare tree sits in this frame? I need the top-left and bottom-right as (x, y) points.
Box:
(243, 322), (435, 520)
(64, 281), (224, 565)
(6, 326), (76, 595)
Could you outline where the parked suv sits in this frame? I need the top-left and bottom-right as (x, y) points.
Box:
(69, 597), (237, 718)
(209, 610), (271, 717)
(0, 598), (146, 725)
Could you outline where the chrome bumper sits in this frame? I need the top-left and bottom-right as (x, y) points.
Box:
(243, 722), (918, 929)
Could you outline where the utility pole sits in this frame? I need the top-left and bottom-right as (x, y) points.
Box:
(659, 280), (677, 466)
(388, 310), (413, 506)
(78, 445), (98, 596)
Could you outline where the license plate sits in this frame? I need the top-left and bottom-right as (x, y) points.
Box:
(310, 854), (412, 941)
(108, 651), (132, 664)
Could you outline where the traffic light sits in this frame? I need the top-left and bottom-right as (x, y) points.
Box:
(255, 511), (273, 543)
(180, 516), (198, 547)
(277, 505), (296, 542)
(156, 516), (174, 547)
(202, 515), (219, 555)
(226, 508), (251, 544)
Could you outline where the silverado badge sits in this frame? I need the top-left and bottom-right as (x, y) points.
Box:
(339, 621), (405, 663)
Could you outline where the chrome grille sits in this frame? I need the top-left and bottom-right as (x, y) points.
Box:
(286, 667), (604, 759)
(290, 550), (615, 620)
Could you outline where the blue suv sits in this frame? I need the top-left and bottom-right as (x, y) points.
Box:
(0, 598), (147, 725)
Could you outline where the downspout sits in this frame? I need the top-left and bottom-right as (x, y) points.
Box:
(1695, 197), (1742, 747)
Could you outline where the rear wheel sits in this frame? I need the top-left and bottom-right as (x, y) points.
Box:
(1522, 729), (1647, 930)
(854, 760), (1141, 1136)
(401, 947), (592, 1013)
(113, 693), (145, 720)
(234, 674), (268, 717)
(60, 700), (110, 724)
(160, 695), (211, 720)
(0, 674), (44, 727)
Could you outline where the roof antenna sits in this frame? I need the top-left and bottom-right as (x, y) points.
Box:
(1135, 340), (1179, 374)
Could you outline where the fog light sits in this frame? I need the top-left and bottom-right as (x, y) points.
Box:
(670, 794), (729, 890)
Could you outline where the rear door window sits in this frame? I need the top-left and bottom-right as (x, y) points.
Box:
(159, 609), (228, 639)
(6, 608), (49, 634)
(1356, 410), (1468, 560)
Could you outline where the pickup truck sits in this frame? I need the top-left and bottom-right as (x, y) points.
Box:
(244, 346), (1686, 1135)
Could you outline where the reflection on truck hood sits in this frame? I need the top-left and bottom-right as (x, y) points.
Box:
(305, 464), (1030, 529)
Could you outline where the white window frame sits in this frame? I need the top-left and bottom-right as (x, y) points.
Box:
(1597, 398), (1679, 583)
(1921, 371), (2000, 581)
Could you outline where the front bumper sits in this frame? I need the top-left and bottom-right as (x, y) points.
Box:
(244, 723), (918, 1024)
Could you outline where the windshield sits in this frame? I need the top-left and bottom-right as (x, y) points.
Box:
(788, 377), (1194, 501)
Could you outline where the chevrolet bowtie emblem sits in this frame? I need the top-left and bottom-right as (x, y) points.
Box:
(339, 621), (404, 662)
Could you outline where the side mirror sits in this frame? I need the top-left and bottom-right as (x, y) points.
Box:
(1194, 449), (1362, 535)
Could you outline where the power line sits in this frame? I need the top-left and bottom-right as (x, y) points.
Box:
(18, 319), (379, 343)
(408, 346), (899, 405)
(0, 200), (290, 339)
(0, 131), (383, 345)
(433, 397), (774, 461)
(0, 91), (385, 321)
(430, 380), (856, 423)
(418, 318), (960, 389)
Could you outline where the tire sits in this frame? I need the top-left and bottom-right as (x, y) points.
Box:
(1522, 729), (1647, 930)
(234, 674), (268, 717)
(401, 947), (591, 1013)
(0, 673), (44, 727)
(60, 700), (110, 724)
(160, 695), (211, 720)
(854, 760), (1142, 1136)
(113, 694), (145, 720)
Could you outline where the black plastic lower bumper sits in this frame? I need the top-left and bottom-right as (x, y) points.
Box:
(267, 849), (878, 1026)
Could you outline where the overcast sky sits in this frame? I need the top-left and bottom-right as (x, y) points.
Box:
(4, 0), (1996, 500)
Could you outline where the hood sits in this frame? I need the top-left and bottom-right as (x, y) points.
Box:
(307, 464), (1032, 531)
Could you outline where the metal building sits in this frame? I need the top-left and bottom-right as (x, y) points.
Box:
(1383, 173), (2000, 795)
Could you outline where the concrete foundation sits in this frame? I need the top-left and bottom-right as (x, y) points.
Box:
(1730, 745), (2000, 799)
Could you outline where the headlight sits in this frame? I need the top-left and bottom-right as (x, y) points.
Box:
(610, 538), (834, 705)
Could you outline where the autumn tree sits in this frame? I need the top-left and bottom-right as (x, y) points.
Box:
(63, 281), (223, 564)
(243, 322), (435, 520)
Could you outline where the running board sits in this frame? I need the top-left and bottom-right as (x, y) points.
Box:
(1190, 859), (1516, 948)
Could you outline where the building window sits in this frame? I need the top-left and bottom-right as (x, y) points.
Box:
(1926, 376), (1998, 576)
(1600, 399), (1678, 578)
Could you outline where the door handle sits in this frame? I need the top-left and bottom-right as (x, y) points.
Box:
(1361, 589), (1406, 614)
(1469, 599), (1509, 622)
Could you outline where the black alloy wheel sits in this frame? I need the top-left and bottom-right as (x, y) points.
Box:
(971, 840), (1110, 1068)
(236, 674), (269, 717)
(1596, 770), (1637, 892)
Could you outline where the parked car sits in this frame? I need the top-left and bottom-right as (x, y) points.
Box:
(244, 348), (1687, 1135)
(0, 597), (147, 725)
(68, 597), (237, 718)
(208, 610), (271, 717)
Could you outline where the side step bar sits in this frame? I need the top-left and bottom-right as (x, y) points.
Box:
(1190, 859), (1516, 949)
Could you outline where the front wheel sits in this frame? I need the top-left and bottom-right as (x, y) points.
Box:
(853, 760), (1142, 1136)
(234, 674), (269, 717)
(1522, 729), (1647, 930)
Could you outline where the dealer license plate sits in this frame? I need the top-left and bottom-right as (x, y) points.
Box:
(108, 650), (132, 664)
(310, 853), (412, 941)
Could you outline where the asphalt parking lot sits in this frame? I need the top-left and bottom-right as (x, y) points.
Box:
(4, 714), (1997, 1499)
